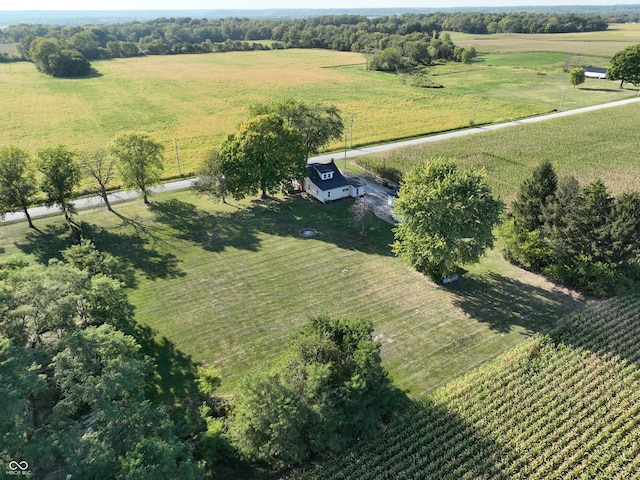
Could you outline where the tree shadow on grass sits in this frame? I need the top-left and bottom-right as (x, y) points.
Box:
(447, 271), (585, 334)
(149, 198), (261, 253)
(13, 215), (185, 289)
(79, 220), (185, 288)
(125, 321), (201, 401)
(242, 196), (394, 256)
(149, 196), (393, 257)
(14, 222), (71, 264)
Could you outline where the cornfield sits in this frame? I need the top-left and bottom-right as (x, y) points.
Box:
(284, 295), (640, 479)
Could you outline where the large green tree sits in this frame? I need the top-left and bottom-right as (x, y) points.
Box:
(392, 160), (503, 281)
(250, 99), (344, 160)
(30, 37), (91, 77)
(220, 114), (306, 199)
(0, 146), (38, 229)
(607, 44), (640, 88)
(0, 253), (211, 479)
(37, 144), (81, 228)
(229, 315), (395, 467)
(110, 133), (165, 205)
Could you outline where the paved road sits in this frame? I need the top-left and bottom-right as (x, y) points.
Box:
(3, 96), (640, 224)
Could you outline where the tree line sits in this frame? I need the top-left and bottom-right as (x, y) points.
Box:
(501, 161), (640, 297)
(0, 133), (165, 234)
(0, 13), (490, 76)
(440, 12), (608, 34)
(1, 11), (609, 76)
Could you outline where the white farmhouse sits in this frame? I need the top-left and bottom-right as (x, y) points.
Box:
(304, 160), (363, 203)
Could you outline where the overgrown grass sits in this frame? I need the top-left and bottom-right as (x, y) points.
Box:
(356, 101), (640, 203)
(0, 189), (585, 398)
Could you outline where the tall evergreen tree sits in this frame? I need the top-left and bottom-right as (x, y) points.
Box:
(511, 161), (557, 232)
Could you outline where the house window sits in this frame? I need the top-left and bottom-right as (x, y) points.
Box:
(321, 172), (334, 180)
(327, 191), (331, 198)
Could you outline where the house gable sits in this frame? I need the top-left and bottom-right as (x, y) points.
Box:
(305, 160), (362, 203)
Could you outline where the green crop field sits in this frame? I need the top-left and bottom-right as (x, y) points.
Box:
(0, 187), (585, 398)
(355, 101), (640, 202)
(2, 28), (639, 180)
(283, 295), (640, 479)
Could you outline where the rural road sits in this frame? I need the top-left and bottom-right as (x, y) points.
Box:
(3, 95), (640, 224)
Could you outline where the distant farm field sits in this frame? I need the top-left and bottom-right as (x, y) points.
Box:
(356, 101), (640, 202)
(451, 22), (640, 58)
(1, 37), (638, 179)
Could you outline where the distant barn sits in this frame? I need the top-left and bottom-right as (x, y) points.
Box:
(583, 66), (607, 80)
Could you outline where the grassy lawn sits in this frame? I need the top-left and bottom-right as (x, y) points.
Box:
(0, 189), (585, 399)
(356, 101), (640, 203)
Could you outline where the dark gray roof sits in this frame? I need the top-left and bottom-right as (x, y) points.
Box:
(584, 66), (607, 74)
(307, 161), (353, 191)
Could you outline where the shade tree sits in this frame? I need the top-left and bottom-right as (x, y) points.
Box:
(110, 132), (165, 205)
(0, 146), (38, 229)
(37, 144), (81, 230)
(607, 44), (640, 88)
(220, 114), (306, 200)
(250, 98), (344, 160)
(81, 148), (116, 212)
(229, 315), (396, 467)
(392, 159), (503, 282)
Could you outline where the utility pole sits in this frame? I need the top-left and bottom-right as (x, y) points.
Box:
(344, 133), (347, 169)
(350, 114), (354, 148)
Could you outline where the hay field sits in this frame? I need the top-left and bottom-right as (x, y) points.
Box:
(0, 49), (544, 177)
(451, 22), (640, 58)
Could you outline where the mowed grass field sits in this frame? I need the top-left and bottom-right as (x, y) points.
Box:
(0, 188), (585, 398)
(3, 23), (640, 180)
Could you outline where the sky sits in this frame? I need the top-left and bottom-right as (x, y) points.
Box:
(4, 0), (640, 10)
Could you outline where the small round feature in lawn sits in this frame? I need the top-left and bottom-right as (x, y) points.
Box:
(299, 228), (317, 238)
